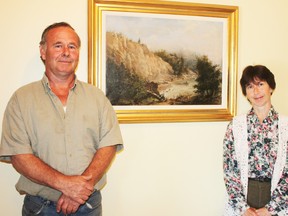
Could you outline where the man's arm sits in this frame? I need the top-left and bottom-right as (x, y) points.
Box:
(56, 145), (117, 214)
(11, 154), (94, 204)
(82, 145), (117, 185)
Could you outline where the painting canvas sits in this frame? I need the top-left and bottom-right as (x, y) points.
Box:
(88, 0), (239, 123)
(105, 14), (224, 106)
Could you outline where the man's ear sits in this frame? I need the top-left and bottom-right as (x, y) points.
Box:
(39, 45), (46, 61)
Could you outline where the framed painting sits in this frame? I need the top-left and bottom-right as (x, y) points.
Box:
(88, 0), (238, 123)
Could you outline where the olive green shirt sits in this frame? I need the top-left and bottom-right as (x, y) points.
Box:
(0, 75), (123, 201)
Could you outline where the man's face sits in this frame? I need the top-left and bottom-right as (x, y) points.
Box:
(40, 26), (80, 77)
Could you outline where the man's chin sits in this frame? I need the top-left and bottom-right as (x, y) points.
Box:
(57, 69), (75, 75)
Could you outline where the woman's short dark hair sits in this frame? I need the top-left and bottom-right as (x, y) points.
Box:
(240, 65), (276, 96)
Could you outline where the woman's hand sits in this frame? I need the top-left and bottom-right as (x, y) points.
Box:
(255, 207), (271, 216)
(243, 207), (257, 216)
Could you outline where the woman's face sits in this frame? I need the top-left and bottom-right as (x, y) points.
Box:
(246, 78), (273, 109)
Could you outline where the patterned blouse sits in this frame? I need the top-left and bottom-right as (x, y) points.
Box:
(223, 107), (288, 215)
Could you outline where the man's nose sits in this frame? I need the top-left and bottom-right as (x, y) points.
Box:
(62, 47), (70, 56)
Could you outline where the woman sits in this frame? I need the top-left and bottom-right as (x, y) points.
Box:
(223, 65), (288, 216)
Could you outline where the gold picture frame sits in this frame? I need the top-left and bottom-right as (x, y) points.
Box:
(88, 0), (238, 123)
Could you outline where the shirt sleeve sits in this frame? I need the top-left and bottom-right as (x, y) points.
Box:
(223, 121), (249, 214)
(0, 93), (33, 162)
(266, 157), (288, 214)
(98, 97), (123, 152)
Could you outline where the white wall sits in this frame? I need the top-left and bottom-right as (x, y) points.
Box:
(1, 0), (288, 215)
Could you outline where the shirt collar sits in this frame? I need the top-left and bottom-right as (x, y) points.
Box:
(41, 73), (78, 93)
(247, 106), (278, 123)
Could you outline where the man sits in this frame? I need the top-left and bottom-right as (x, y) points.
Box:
(0, 22), (123, 215)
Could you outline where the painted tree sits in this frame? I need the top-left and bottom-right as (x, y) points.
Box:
(193, 55), (222, 104)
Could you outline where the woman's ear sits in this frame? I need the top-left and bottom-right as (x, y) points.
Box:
(270, 89), (273, 95)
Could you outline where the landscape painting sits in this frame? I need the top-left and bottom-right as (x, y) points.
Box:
(88, 0), (238, 123)
(105, 14), (224, 107)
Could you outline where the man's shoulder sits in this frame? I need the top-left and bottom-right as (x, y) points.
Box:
(76, 80), (105, 96)
(15, 80), (42, 94)
(7, 81), (43, 104)
(5, 80), (44, 110)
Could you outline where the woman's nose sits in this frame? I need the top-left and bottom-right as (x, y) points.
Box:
(253, 86), (260, 94)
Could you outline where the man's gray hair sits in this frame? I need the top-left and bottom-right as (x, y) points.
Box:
(39, 22), (81, 47)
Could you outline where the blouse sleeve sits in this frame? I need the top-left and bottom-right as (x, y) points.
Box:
(266, 156), (288, 214)
(223, 121), (249, 214)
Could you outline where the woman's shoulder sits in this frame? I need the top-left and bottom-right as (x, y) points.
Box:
(232, 114), (247, 123)
(278, 114), (288, 126)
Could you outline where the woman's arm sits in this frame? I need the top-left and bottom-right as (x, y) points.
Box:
(223, 122), (249, 214)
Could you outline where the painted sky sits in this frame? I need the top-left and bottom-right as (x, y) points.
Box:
(104, 12), (226, 65)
